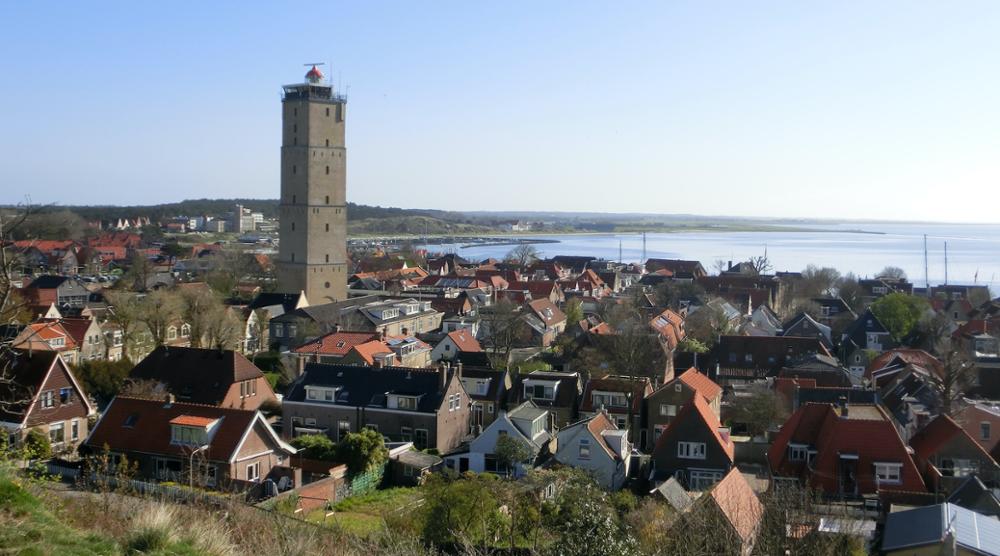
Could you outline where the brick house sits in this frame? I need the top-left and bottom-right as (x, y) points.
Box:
(578, 375), (653, 446)
(282, 363), (471, 454)
(128, 346), (278, 411)
(651, 395), (735, 490)
(909, 414), (1000, 494)
(0, 351), (95, 453)
(458, 366), (511, 432)
(644, 368), (722, 453)
(12, 321), (82, 365)
(768, 402), (925, 496)
(508, 370), (581, 428)
(83, 396), (295, 488)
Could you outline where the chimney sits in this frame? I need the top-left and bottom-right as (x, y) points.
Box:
(164, 393), (175, 407)
(838, 396), (848, 417)
(456, 361), (463, 379)
(334, 323), (342, 333)
(727, 260), (733, 271)
(379, 329), (386, 341)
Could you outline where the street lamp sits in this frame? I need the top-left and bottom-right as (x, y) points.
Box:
(189, 444), (209, 489)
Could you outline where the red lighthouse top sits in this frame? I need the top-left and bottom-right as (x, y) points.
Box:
(305, 65), (324, 83)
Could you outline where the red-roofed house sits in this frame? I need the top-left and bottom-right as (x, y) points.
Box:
(82, 396), (296, 489)
(523, 299), (567, 347)
(866, 348), (943, 387)
(909, 414), (1000, 494)
(652, 395), (735, 490)
(293, 330), (379, 365)
(672, 468), (764, 555)
(953, 403), (1000, 455)
(12, 321), (81, 364)
(506, 281), (564, 304)
(432, 329), (483, 362)
(343, 340), (397, 367)
(769, 403), (926, 496)
(645, 368), (723, 452)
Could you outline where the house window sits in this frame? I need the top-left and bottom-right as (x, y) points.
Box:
(981, 422), (991, 441)
(744, 353), (753, 363)
(274, 323), (284, 337)
(526, 384), (554, 400)
(397, 396), (417, 410)
(338, 420), (351, 441)
(487, 403), (495, 414)
(307, 389), (319, 400)
(41, 391), (55, 409)
(677, 441), (706, 459)
(305, 417), (317, 426)
(874, 462), (902, 484)
(180, 324), (190, 338)
(414, 429), (429, 449)
(246, 461), (260, 482)
(728, 352), (737, 363)
(49, 422), (65, 445)
(291, 417), (303, 427)
(171, 425), (208, 446)
(400, 427), (412, 441)
(615, 416), (627, 429)
(659, 404), (676, 417)
(71, 419), (79, 441)
(688, 469), (724, 490)
(365, 423), (379, 432)
(60, 387), (73, 404)
(674, 383), (682, 393)
(167, 326), (177, 341)
(788, 444), (808, 462)
(578, 438), (591, 459)
(653, 425), (665, 440)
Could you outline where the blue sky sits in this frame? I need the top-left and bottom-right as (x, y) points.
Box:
(2, 2), (999, 222)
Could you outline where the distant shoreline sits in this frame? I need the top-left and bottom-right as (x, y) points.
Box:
(347, 226), (884, 243)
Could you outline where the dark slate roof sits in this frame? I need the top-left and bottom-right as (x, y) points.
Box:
(842, 308), (891, 347)
(458, 367), (506, 402)
(0, 350), (59, 423)
(511, 370), (580, 409)
(24, 275), (71, 289)
(793, 387), (877, 408)
(128, 346), (265, 406)
(881, 503), (1000, 555)
(780, 313), (833, 349)
(286, 363), (452, 413)
(248, 292), (302, 312)
(947, 475), (1000, 518)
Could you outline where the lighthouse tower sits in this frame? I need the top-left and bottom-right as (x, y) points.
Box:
(276, 65), (348, 303)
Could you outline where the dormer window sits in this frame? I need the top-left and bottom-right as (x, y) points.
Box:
(49, 337), (65, 348)
(180, 324), (191, 338)
(525, 383), (555, 401)
(167, 326), (177, 341)
(306, 386), (340, 403)
(169, 415), (216, 446)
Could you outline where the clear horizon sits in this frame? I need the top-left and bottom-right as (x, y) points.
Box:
(3, 2), (999, 223)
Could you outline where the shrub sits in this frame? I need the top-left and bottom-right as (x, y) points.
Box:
(125, 505), (178, 553)
(290, 434), (338, 461)
(23, 430), (51, 460)
(339, 429), (387, 475)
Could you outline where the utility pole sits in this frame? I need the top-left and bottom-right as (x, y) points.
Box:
(923, 234), (930, 293)
(944, 241), (949, 285)
(641, 232), (646, 265)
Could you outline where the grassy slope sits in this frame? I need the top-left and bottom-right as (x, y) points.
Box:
(308, 487), (420, 537)
(0, 474), (118, 555)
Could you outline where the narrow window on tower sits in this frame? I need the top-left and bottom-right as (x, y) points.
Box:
(292, 195), (296, 204)
(294, 107), (297, 117)
(292, 165), (296, 175)
(290, 222), (295, 231)
(325, 196), (329, 204)
(325, 166), (330, 175)
(326, 254), (329, 262)
(325, 223), (329, 232)
(293, 124), (297, 133)
(293, 137), (297, 145)
(325, 139), (329, 147)
(291, 253), (295, 262)
(326, 107), (330, 117)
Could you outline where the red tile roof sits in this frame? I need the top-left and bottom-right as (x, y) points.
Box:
(586, 412), (621, 459)
(677, 367), (723, 402)
(294, 331), (378, 356)
(656, 395), (734, 461)
(13, 321), (77, 351)
(85, 397), (292, 463)
(169, 415), (218, 427)
(909, 414), (994, 466)
(769, 403), (926, 494)
(866, 349), (943, 381)
(708, 469), (764, 546)
(527, 298), (566, 327)
(446, 330), (482, 353)
(348, 341), (396, 365)
(649, 309), (685, 351)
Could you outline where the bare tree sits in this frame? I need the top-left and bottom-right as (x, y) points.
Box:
(203, 306), (243, 350)
(104, 291), (145, 360)
(504, 244), (539, 268)
(934, 337), (976, 416)
(480, 299), (528, 369)
(746, 254), (773, 276)
(878, 266), (907, 280)
(179, 287), (224, 348)
(137, 289), (181, 347)
(0, 205), (37, 417)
